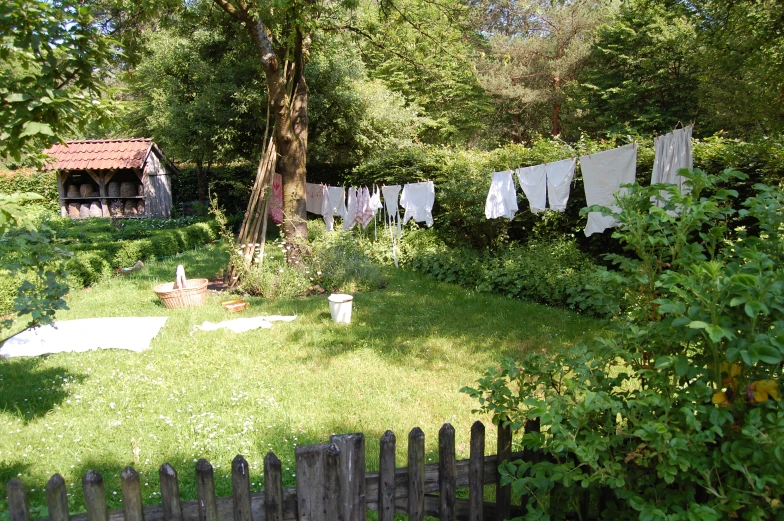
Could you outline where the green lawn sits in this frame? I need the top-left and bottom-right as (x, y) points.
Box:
(0, 243), (604, 515)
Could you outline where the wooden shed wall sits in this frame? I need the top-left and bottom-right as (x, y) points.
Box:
(142, 150), (172, 218)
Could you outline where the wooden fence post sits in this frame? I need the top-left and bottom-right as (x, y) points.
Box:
(159, 464), (183, 521)
(469, 421), (485, 521)
(323, 443), (342, 521)
(6, 478), (30, 521)
(45, 474), (69, 521)
(83, 470), (108, 521)
(407, 427), (425, 521)
(495, 421), (512, 521)
(378, 430), (396, 521)
(232, 455), (252, 521)
(195, 459), (218, 521)
(439, 424), (457, 521)
(264, 452), (284, 521)
(331, 433), (366, 521)
(121, 466), (144, 521)
(296, 443), (336, 521)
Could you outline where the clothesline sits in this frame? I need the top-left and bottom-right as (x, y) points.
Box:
(485, 125), (694, 237)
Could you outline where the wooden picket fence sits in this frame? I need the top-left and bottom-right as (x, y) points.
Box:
(4, 419), (581, 521)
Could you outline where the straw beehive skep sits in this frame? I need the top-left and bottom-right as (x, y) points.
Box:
(136, 200), (145, 216)
(79, 184), (94, 197)
(107, 181), (120, 197)
(66, 185), (79, 198)
(109, 200), (124, 217)
(89, 201), (102, 217)
(120, 182), (136, 197)
(124, 200), (138, 216)
(137, 184), (144, 196)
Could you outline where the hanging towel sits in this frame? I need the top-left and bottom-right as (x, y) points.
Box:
(269, 173), (284, 224)
(322, 186), (346, 231)
(381, 185), (402, 267)
(485, 170), (519, 220)
(305, 182), (324, 215)
(516, 164), (548, 213)
(359, 187), (374, 228)
(652, 125), (693, 205)
(580, 143), (637, 237)
(343, 187), (359, 231)
(369, 186), (383, 213)
(400, 181), (435, 227)
(546, 158), (576, 212)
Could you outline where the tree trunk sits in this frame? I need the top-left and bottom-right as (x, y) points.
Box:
(552, 76), (562, 136)
(196, 160), (207, 206)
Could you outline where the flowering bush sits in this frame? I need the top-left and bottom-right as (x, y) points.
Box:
(463, 169), (784, 520)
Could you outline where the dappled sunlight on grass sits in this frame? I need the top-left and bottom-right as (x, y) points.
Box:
(0, 244), (606, 514)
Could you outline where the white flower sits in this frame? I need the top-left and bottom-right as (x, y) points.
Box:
(109, 402), (115, 409)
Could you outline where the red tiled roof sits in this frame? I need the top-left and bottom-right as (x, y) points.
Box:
(44, 139), (154, 171)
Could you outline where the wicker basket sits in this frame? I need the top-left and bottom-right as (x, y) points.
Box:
(153, 278), (209, 309)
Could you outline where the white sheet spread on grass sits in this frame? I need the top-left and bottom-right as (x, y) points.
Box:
(192, 315), (297, 334)
(0, 317), (169, 358)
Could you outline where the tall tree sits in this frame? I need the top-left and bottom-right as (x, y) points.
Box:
(0, 0), (114, 166)
(209, 0), (317, 244)
(567, 0), (699, 136)
(473, 0), (611, 138)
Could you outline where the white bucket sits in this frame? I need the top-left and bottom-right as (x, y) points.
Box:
(328, 294), (353, 324)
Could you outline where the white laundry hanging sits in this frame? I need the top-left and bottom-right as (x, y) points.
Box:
(369, 186), (384, 239)
(546, 158), (576, 212)
(381, 185), (402, 268)
(485, 170), (519, 220)
(305, 182), (324, 215)
(652, 125), (693, 206)
(400, 181), (435, 227)
(581, 143), (637, 237)
(343, 187), (360, 231)
(516, 164), (548, 213)
(359, 187), (374, 228)
(322, 186), (346, 231)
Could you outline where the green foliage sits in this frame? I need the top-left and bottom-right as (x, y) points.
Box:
(567, 0), (699, 137)
(0, 0), (115, 166)
(464, 170), (784, 519)
(65, 251), (112, 287)
(0, 170), (58, 211)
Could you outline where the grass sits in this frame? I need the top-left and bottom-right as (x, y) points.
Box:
(0, 242), (605, 517)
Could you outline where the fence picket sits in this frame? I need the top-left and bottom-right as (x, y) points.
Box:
(159, 464), (183, 521)
(323, 443), (342, 521)
(7, 478), (30, 521)
(231, 455), (252, 521)
(195, 460), (218, 521)
(83, 470), (109, 521)
(263, 452), (284, 521)
(407, 427), (425, 521)
(295, 443), (329, 521)
(45, 474), (69, 521)
(469, 421), (485, 521)
(121, 466), (145, 521)
(439, 424), (457, 521)
(330, 433), (365, 521)
(378, 430), (396, 521)
(495, 422), (512, 521)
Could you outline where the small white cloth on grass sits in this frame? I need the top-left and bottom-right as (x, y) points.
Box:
(0, 317), (168, 358)
(192, 315), (297, 334)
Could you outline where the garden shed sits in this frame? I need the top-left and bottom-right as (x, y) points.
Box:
(45, 138), (178, 219)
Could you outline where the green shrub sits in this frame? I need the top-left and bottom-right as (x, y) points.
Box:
(0, 169), (59, 211)
(0, 270), (22, 316)
(464, 169), (784, 519)
(66, 251), (112, 287)
(113, 239), (155, 268)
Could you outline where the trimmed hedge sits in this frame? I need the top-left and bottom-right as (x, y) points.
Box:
(0, 222), (218, 317)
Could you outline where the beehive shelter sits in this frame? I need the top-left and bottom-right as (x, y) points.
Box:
(45, 138), (177, 219)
